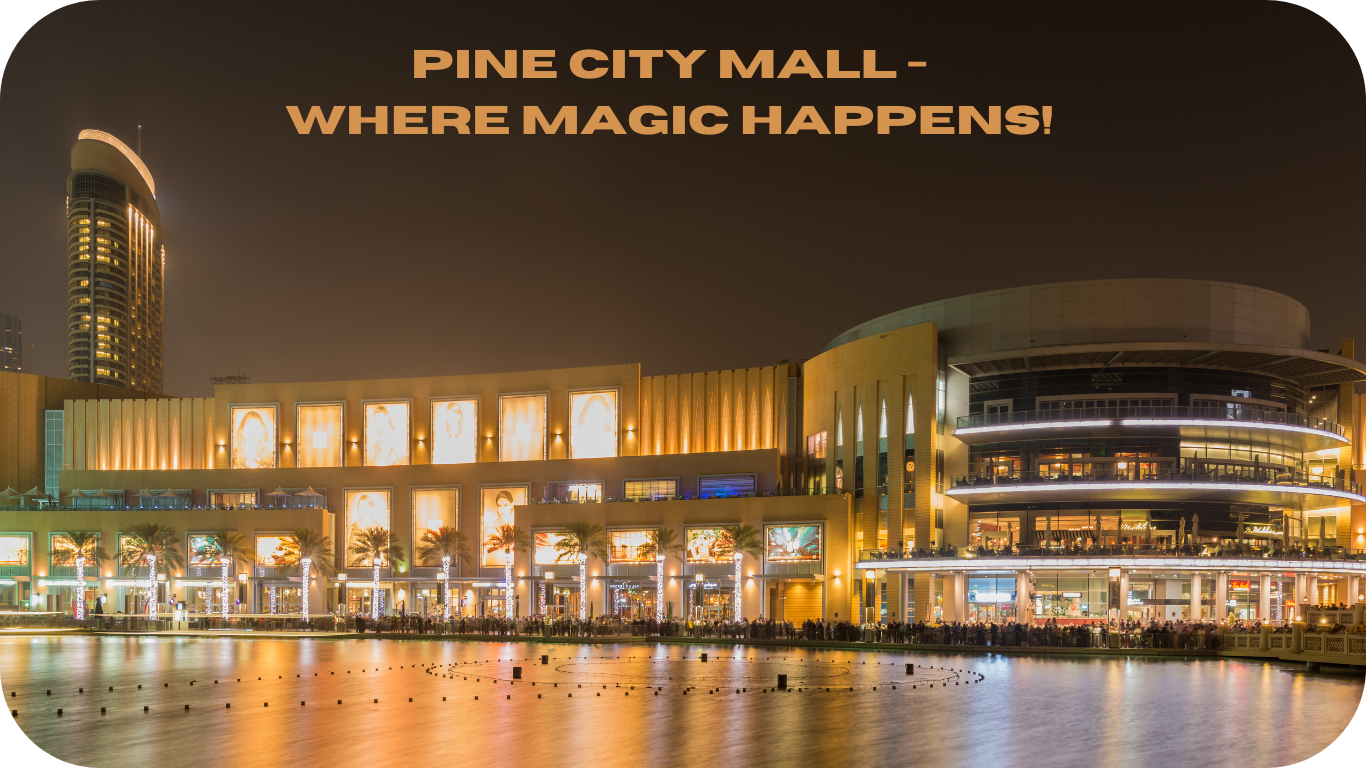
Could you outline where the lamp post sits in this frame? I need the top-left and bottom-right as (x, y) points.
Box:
(237, 572), (247, 613)
(865, 569), (876, 625)
(655, 556), (665, 624)
(545, 571), (555, 616)
(441, 555), (452, 620)
(694, 572), (704, 620)
(75, 556), (85, 620)
(337, 573), (347, 615)
(733, 552), (743, 621)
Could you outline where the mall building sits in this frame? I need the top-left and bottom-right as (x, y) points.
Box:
(1, 278), (1364, 624)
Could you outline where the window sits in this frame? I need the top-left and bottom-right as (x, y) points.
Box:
(699, 474), (757, 497)
(209, 491), (258, 508)
(805, 431), (826, 460)
(296, 403), (344, 468)
(624, 478), (676, 500)
(548, 482), (602, 502)
(609, 530), (652, 562)
(499, 394), (547, 462)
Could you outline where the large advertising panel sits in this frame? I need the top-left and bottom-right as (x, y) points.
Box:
(431, 398), (478, 464)
(608, 530), (651, 563)
(230, 405), (277, 469)
(0, 535), (30, 565)
(685, 528), (728, 563)
(765, 525), (822, 562)
(187, 534), (217, 566)
(534, 531), (569, 565)
(499, 394), (546, 462)
(480, 485), (527, 567)
(49, 534), (78, 565)
(412, 487), (459, 565)
(364, 402), (410, 466)
(297, 403), (343, 468)
(255, 535), (295, 567)
(569, 390), (618, 459)
(345, 489), (391, 565)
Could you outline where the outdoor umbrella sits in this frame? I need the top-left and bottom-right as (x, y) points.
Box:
(157, 489), (181, 508)
(0, 487), (17, 509)
(19, 487), (44, 511)
(1045, 514), (1052, 547)
(1236, 521), (1244, 543)
(266, 487), (290, 507)
(1146, 510), (1153, 546)
(1192, 513), (1200, 546)
(297, 487), (324, 507)
(1178, 517), (1187, 549)
(1319, 516), (1327, 548)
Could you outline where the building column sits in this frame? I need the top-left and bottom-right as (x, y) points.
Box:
(954, 572), (968, 622)
(915, 573), (933, 623)
(1349, 576), (1361, 607)
(1215, 572), (1229, 623)
(1307, 575), (1318, 607)
(940, 573), (955, 622)
(1190, 572), (1203, 622)
(1292, 574), (1307, 621)
(1259, 573), (1271, 622)
(1118, 570), (1130, 621)
(1016, 571), (1032, 625)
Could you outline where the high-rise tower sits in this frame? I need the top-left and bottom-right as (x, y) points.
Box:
(0, 313), (20, 371)
(66, 130), (163, 392)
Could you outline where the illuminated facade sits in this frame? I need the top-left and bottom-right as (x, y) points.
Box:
(2, 279), (1364, 624)
(66, 130), (164, 392)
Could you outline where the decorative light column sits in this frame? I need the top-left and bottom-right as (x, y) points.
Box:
(145, 554), (157, 618)
(504, 552), (514, 619)
(733, 552), (743, 621)
(578, 553), (588, 621)
(301, 557), (311, 622)
(371, 558), (381, 621)
(269, 586), (278, 614)
(75, 556), (85, 620)
(220, 560), (230, 621)
(655, 556), (665, 623)
(441, 555), (452, 620)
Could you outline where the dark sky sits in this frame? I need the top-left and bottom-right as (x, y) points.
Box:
(1, 1), (1364, 397)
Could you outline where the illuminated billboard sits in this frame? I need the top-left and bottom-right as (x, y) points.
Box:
(297, 403), (343, 468)
(569, 390), (618, 459)
(50, 534), (78, 565)
(365, 402), (410, 466)
(685, 528), (727, 563)
(230, 405), (277, 469)
(255, 535), (296, 567)
(534, 531), (569, 565)
(499, 394), (546, 462)
(345, 489), (391, 564)
(609, 530), (651, 563)
(412, 487), (459, 565)
(187, 534), (218, 566)
(765, 525), (822, 562)
(0, 536), (29, 565)
(431, 398), (478, 464)
(481, 485), (527, 567)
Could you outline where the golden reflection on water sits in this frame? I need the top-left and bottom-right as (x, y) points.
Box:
(1, 638), (1361, 768)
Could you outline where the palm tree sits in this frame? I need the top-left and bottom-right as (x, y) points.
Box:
(417, 526), (471, 619)
(348, 527), (404, 620)
(193, 531), (252, 620)
(486, 525), (531, 620)
(555, 522), (608, 621)
(53, 532), (110, 620)
(716, 524), (764, 620)
(279, 528), (335, 621)
(121, 523), (185, 617)
(637, 527), (682, 623)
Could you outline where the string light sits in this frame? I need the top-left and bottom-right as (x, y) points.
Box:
(579, 554), (587, 621)
(372, 560), (381, 621)
(301, 558), (311, 623)
(75, 556), (85, 621)
(220, 561), (230, 621)
(656, 556), (665, 623)
(146, 554), (157, 618)
(442, 555), (452, 621)
(733, 552), (743, 620)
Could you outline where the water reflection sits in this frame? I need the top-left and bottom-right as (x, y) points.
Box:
(1, 638), (1360, 768)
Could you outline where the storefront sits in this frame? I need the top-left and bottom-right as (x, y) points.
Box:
(966, 576), (1017, 622)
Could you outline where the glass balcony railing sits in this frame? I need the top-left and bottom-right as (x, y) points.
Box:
(956, 406), (1346, 438)
(950, 461), (1361, 497)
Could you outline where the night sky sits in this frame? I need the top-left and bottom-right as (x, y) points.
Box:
(1, 1), (1363, 396)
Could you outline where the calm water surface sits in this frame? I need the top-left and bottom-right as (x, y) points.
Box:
(1, 637), (1361, 768)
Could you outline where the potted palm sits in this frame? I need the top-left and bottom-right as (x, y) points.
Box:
(279, 528), (336, 622)
(53, 531), (109, 620)
(485, 525), (530, 620)
(555, 522), (609, 622)
(417, 526), (470, 620)
(121, 523), (185, 618)
(193, 531), (252, 621)
(348, 527), (404, 621)
(717, 524), (763, 620)
(636, 527), (682, 624)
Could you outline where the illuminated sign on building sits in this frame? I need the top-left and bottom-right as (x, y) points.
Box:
(230, 405), (277, 469)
